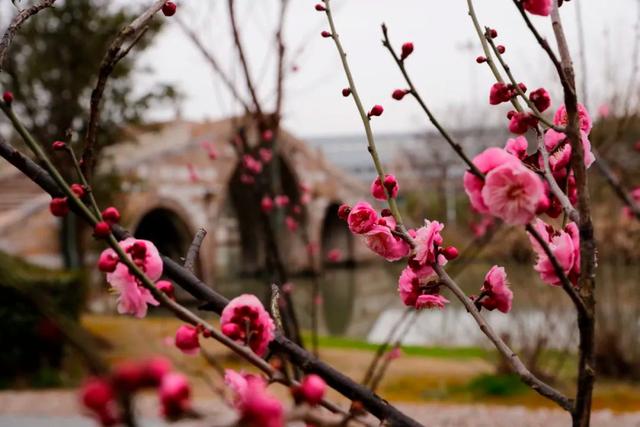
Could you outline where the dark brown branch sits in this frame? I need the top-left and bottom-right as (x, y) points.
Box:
(512, 0), (571, 96)
(227, 0), (263, 118)
(0, 0), (57, 72)
(81, 0), (166, 181)
(434, 263), (573, 411)
(381, 23), (483, 179)
(549, 4), (597, 426)
(0, 137), (422, 427)
(184, 228), (207, 273)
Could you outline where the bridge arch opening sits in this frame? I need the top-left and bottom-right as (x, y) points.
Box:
(220, 155), (301, 277)
(321, 202), (354, 267)
(133, 207), (201, 278)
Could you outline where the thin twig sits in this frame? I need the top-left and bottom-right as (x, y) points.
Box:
(81, 0), (166, 181)
(380, 23), (482, 179)
(322, 0), (412, 244)
(227, 0), (263, 117)
(177, 17), (252, 114)
(0, 0), (57, 72)
(184, 228), (207, 274)
(435, 263), (573, 411)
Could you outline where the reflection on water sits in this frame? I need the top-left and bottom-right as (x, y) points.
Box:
(215, 261), (640, 349)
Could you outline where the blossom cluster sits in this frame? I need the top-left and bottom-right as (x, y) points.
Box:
(80, 357), (191, 425)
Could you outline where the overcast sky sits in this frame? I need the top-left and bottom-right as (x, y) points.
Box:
(135, 0), (639, 137)
(5, 1), (638, 138)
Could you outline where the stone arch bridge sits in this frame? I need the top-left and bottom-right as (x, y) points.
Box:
(0, 119), (372, 287)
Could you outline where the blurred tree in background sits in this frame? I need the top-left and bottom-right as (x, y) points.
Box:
(1, 0), (178, 267)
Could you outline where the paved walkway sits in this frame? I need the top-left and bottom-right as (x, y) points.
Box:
(1, 390), (639, 426)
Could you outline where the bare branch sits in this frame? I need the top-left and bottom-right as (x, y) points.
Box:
(434, 263), (574, 411)
(591, 148), (640, 220)
(176, 17), (252, 114)
(81, 0), (166, 181)
(274, 0), (290, 117)
(227, 0), (263, 117)
(184, 228), (207, 273)
(0, 0), (57, 72)
(0, 136), (422, 427)
(381, 23), (483, 179)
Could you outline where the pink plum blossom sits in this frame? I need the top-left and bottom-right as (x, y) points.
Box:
(159, 373), (192, 419)
(99, 238), (163, 318)
(504, 136), (528, 160)
(261, 196), (274, 213)
(412, 220), (444, 266)
(543, 129), (595, 173)
(464, 147), (520, 214)
(274, 195), (289, 207)
(528, 219), (580, 286)
(347, 201), (378, 234)
(364, 223), (410, 261)
(224, 370), (284, 427)
(259, 148), (273, 163)
(243, 155), (263, 175)
(489, 82), (512, 105)
(522, 0), (552, 16)
(397, 265), (448, 310)
(481, 163), (545, 225)
(293, 374), (326, 406)
(326, 248), (343, 263)
(220, 294), (275, 356)
(174, 325), (200, 355)
(529, 88), (551, 112)
(553, 103), (593, 134)
(371, 174), (399, 200)
(285, 216), (298, 232)
(478, 265), (513, 313)
(415, 294), (449, 310)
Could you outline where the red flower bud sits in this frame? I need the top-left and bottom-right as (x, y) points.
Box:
(337, 204), (351, 220)
(101, 206), (121, 224)
(517, 82), (527, 93)
(261, 129), (274, 142)
(112, 361), (145, 393)
(476, 56), (486, 64)
(400, 42), (414, 60)
(489, 28), (498, 39)
(94, 221), (111, 238)
(497, 45), (506, 54)
(442, 246), (459, 260)
(98, 251), (119, 273)
(392, 89), (409, 101)
(70, 183), (85, 198)
(529, 87), (551, 112)
(321, 30), (332, 38)
(368, 104), (384, 117)
(489, 83), (512, 105)
(156, 280), (175, 299)
(315, 3), (326, 11)
(381, 208), (393, 217)
(292, 374), (326, 406)
(162, 1), (176, 17)
(341, 87), (351, 97)
(49, 197), (69, 217)
(3, 91), (14, 104)
(52, 140), (66, 151)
